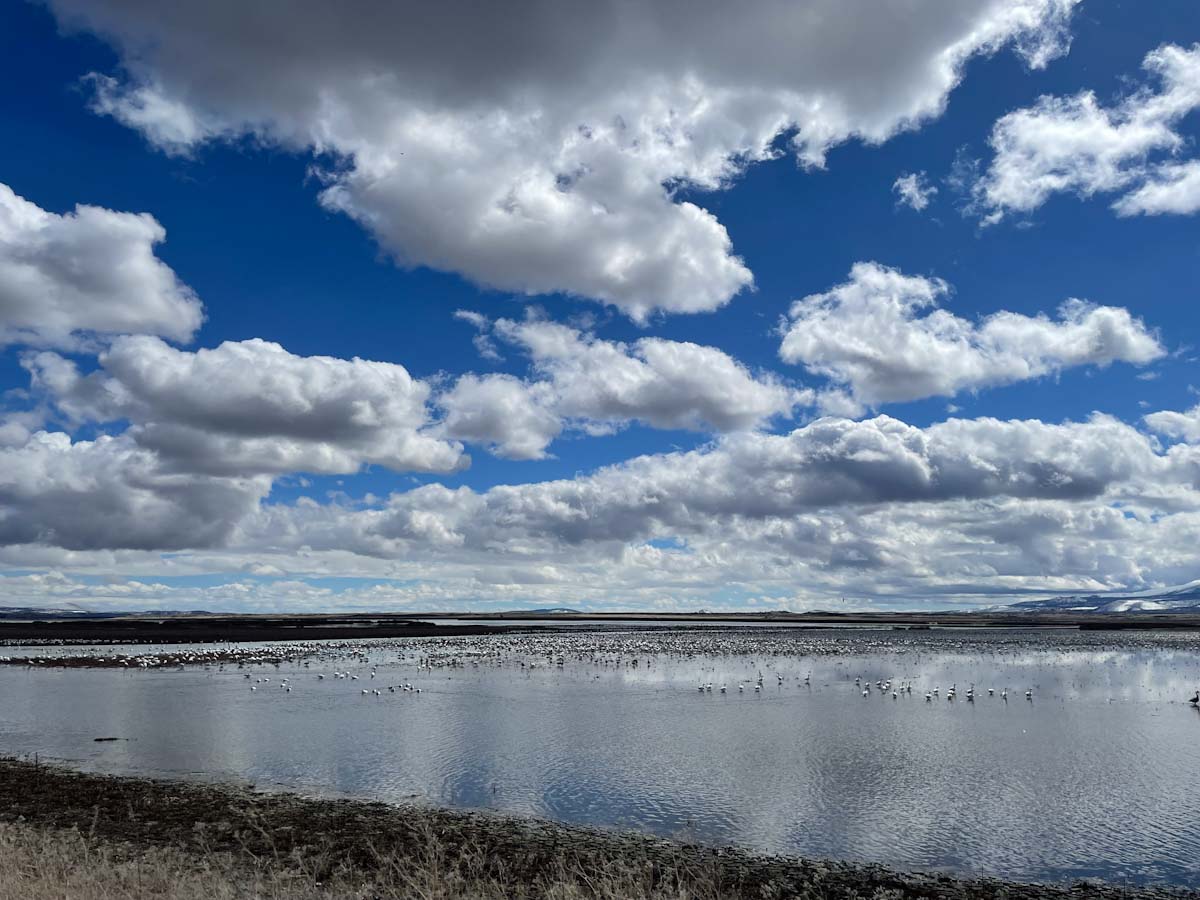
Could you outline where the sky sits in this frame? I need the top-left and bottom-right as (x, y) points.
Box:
(1, 0), (1199, 613)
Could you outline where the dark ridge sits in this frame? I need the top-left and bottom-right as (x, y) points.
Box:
(0, 614), (518, 644)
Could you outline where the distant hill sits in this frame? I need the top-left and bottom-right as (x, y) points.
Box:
(0, 606), (120, 621)
(0, 607), (216, 621)
(1008, 580), (1200, 613)
(503, 608), (582, 615)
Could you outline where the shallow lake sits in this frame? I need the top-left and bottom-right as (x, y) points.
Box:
(2, 627), (1199, 888)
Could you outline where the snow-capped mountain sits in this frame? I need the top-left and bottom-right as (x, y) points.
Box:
(1008, 580), (1200, 613)
(0, 605), (111, 620)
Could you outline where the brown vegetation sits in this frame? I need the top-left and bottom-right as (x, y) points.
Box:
(0, 819), (734, 900)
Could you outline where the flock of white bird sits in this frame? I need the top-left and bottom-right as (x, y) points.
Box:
(6, 628), (1200, 708)
(852, 676), (1033, 702)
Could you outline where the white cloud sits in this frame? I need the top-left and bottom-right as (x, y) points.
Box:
(239, 413), (1192, 564)
(4, 411), (1200, 608)
(454, 309), (503, 361)
(50, 0), (1078, 319)
(1145, 404), (1200, 443)
(1112, 159), (1200, 216)
(779, 262), (1163, 414)
(365, 414), (1187, 551)
(0, 431), (268, 551)
(439, 316), (806, 458)
(975, 43), (1200, 221)
(25, 336), (466, 476)
(0, 183), (203, 349)
(27, 317), (800, 467)
(220, 412), (1200, 605)
(893, 171), (938, 210)
(438, 374), (562, 461)
(86, 74), (221, 151)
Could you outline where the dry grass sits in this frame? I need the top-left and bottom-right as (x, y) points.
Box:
(0, 820), (740, 900)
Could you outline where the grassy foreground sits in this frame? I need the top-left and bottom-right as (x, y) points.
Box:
(0, 819), (728, 900)
(0, 758), (1193, 900)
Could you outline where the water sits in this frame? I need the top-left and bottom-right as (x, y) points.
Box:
(2, 627), (1199, 888)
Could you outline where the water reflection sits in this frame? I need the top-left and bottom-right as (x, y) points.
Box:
(1, 628), (1199, 887)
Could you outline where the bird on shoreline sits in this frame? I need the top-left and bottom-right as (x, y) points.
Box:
(1189, 690), (1198, 706)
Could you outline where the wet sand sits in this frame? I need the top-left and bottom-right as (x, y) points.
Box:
(0, 758), (1192, 900)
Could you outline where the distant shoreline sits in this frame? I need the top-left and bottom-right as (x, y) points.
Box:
(0, 616), (519, 646)
(0, 757), (1191, 900)
(1, 610), (1198, 647)
(418, 609), (1200, 630)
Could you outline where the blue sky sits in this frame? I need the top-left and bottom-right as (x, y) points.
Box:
(1, 0), (1199, 612)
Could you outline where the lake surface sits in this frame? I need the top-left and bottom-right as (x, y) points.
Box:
(2, 626), (1199, 888)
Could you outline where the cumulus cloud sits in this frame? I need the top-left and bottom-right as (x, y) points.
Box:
(356, 414), (1190, 552)
(1112, 159), (1200, 217)
(49, 0), (1078, 318)
(438, 374), (562, 461)
(3, 411), (1200, 607)
(26, 317), (799, 466)
(0, 182), (203, 349)
(440, 315), (806, 458)
(974, 43), (1200, 221)
(779, 262), (1163, 415)
(217, 412), (1200, 606)
(893, 171), (938, 210)
(25, 336), (466, 476)
(0, 431), (268, 551)
(1144, 404), (1200, 443)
